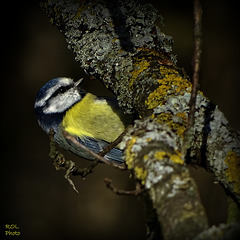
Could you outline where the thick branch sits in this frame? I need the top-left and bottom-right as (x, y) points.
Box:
(43, 0), (240, 204)
(121, 119), (208, 239)
(41, 0), (240, 238)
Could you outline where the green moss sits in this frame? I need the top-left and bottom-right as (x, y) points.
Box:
(225, 151), (240, 194)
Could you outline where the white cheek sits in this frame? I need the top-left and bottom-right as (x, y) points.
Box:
(43, 89), (81, 114)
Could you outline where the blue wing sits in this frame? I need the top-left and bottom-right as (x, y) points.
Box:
(78, 137), (124, 164)
(65, 135), (124, 164)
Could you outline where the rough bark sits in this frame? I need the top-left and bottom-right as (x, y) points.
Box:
(41, 0), (240, 239)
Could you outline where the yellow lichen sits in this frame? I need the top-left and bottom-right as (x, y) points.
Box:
(169, 151), (184, 165)
(129, 59), (150, 88)
(154, 151), (167, 160)
(134, 166), (148, 185)
(176, 112), (188, 121)
(143, 154), (149, 161)
(125, 137), (137, 169)
(136, 47), (162, 57)
(154, 150), (184, 164)
(145, 66), (191, 109)
(175, 126), (186, 138)
(155, 112), (187, 138)
(73, 8), (82, 20)
(225, 151), (240, 194)
(73, 3), (91, 20)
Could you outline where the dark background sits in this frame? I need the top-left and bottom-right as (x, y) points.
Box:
(1, 1), (239, 239)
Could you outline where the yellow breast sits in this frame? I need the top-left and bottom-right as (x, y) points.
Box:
(62, 93), (126, 143)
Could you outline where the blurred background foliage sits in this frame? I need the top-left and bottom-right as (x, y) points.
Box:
(1, 0), (239, 239)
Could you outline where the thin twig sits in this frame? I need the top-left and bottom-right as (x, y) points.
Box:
(104, 178), (143, 196)
(98, 130), (127, 157)
(48, 129), (128, 192)
(64, 160), (79, 193)
(71, 159), (99, 179)
(186, 0), (202, 131)
(48, 129), (79, 193)
(63, 131), (126, 170)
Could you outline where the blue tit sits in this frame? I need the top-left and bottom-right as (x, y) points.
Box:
(34, 77), (132, 164)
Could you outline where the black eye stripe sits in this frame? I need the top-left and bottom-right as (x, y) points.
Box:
(59, 85), (71, 93)
(51, 85), (72, 98)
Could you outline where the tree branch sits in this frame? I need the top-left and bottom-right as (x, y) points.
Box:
(104, 178), (143, 196)
(186, 0), (202, 132)
(121, 119), (209, 239)
(41, 0), (240, 238)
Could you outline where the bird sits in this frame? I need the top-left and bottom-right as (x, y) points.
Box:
(34, 77), (132, 164)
